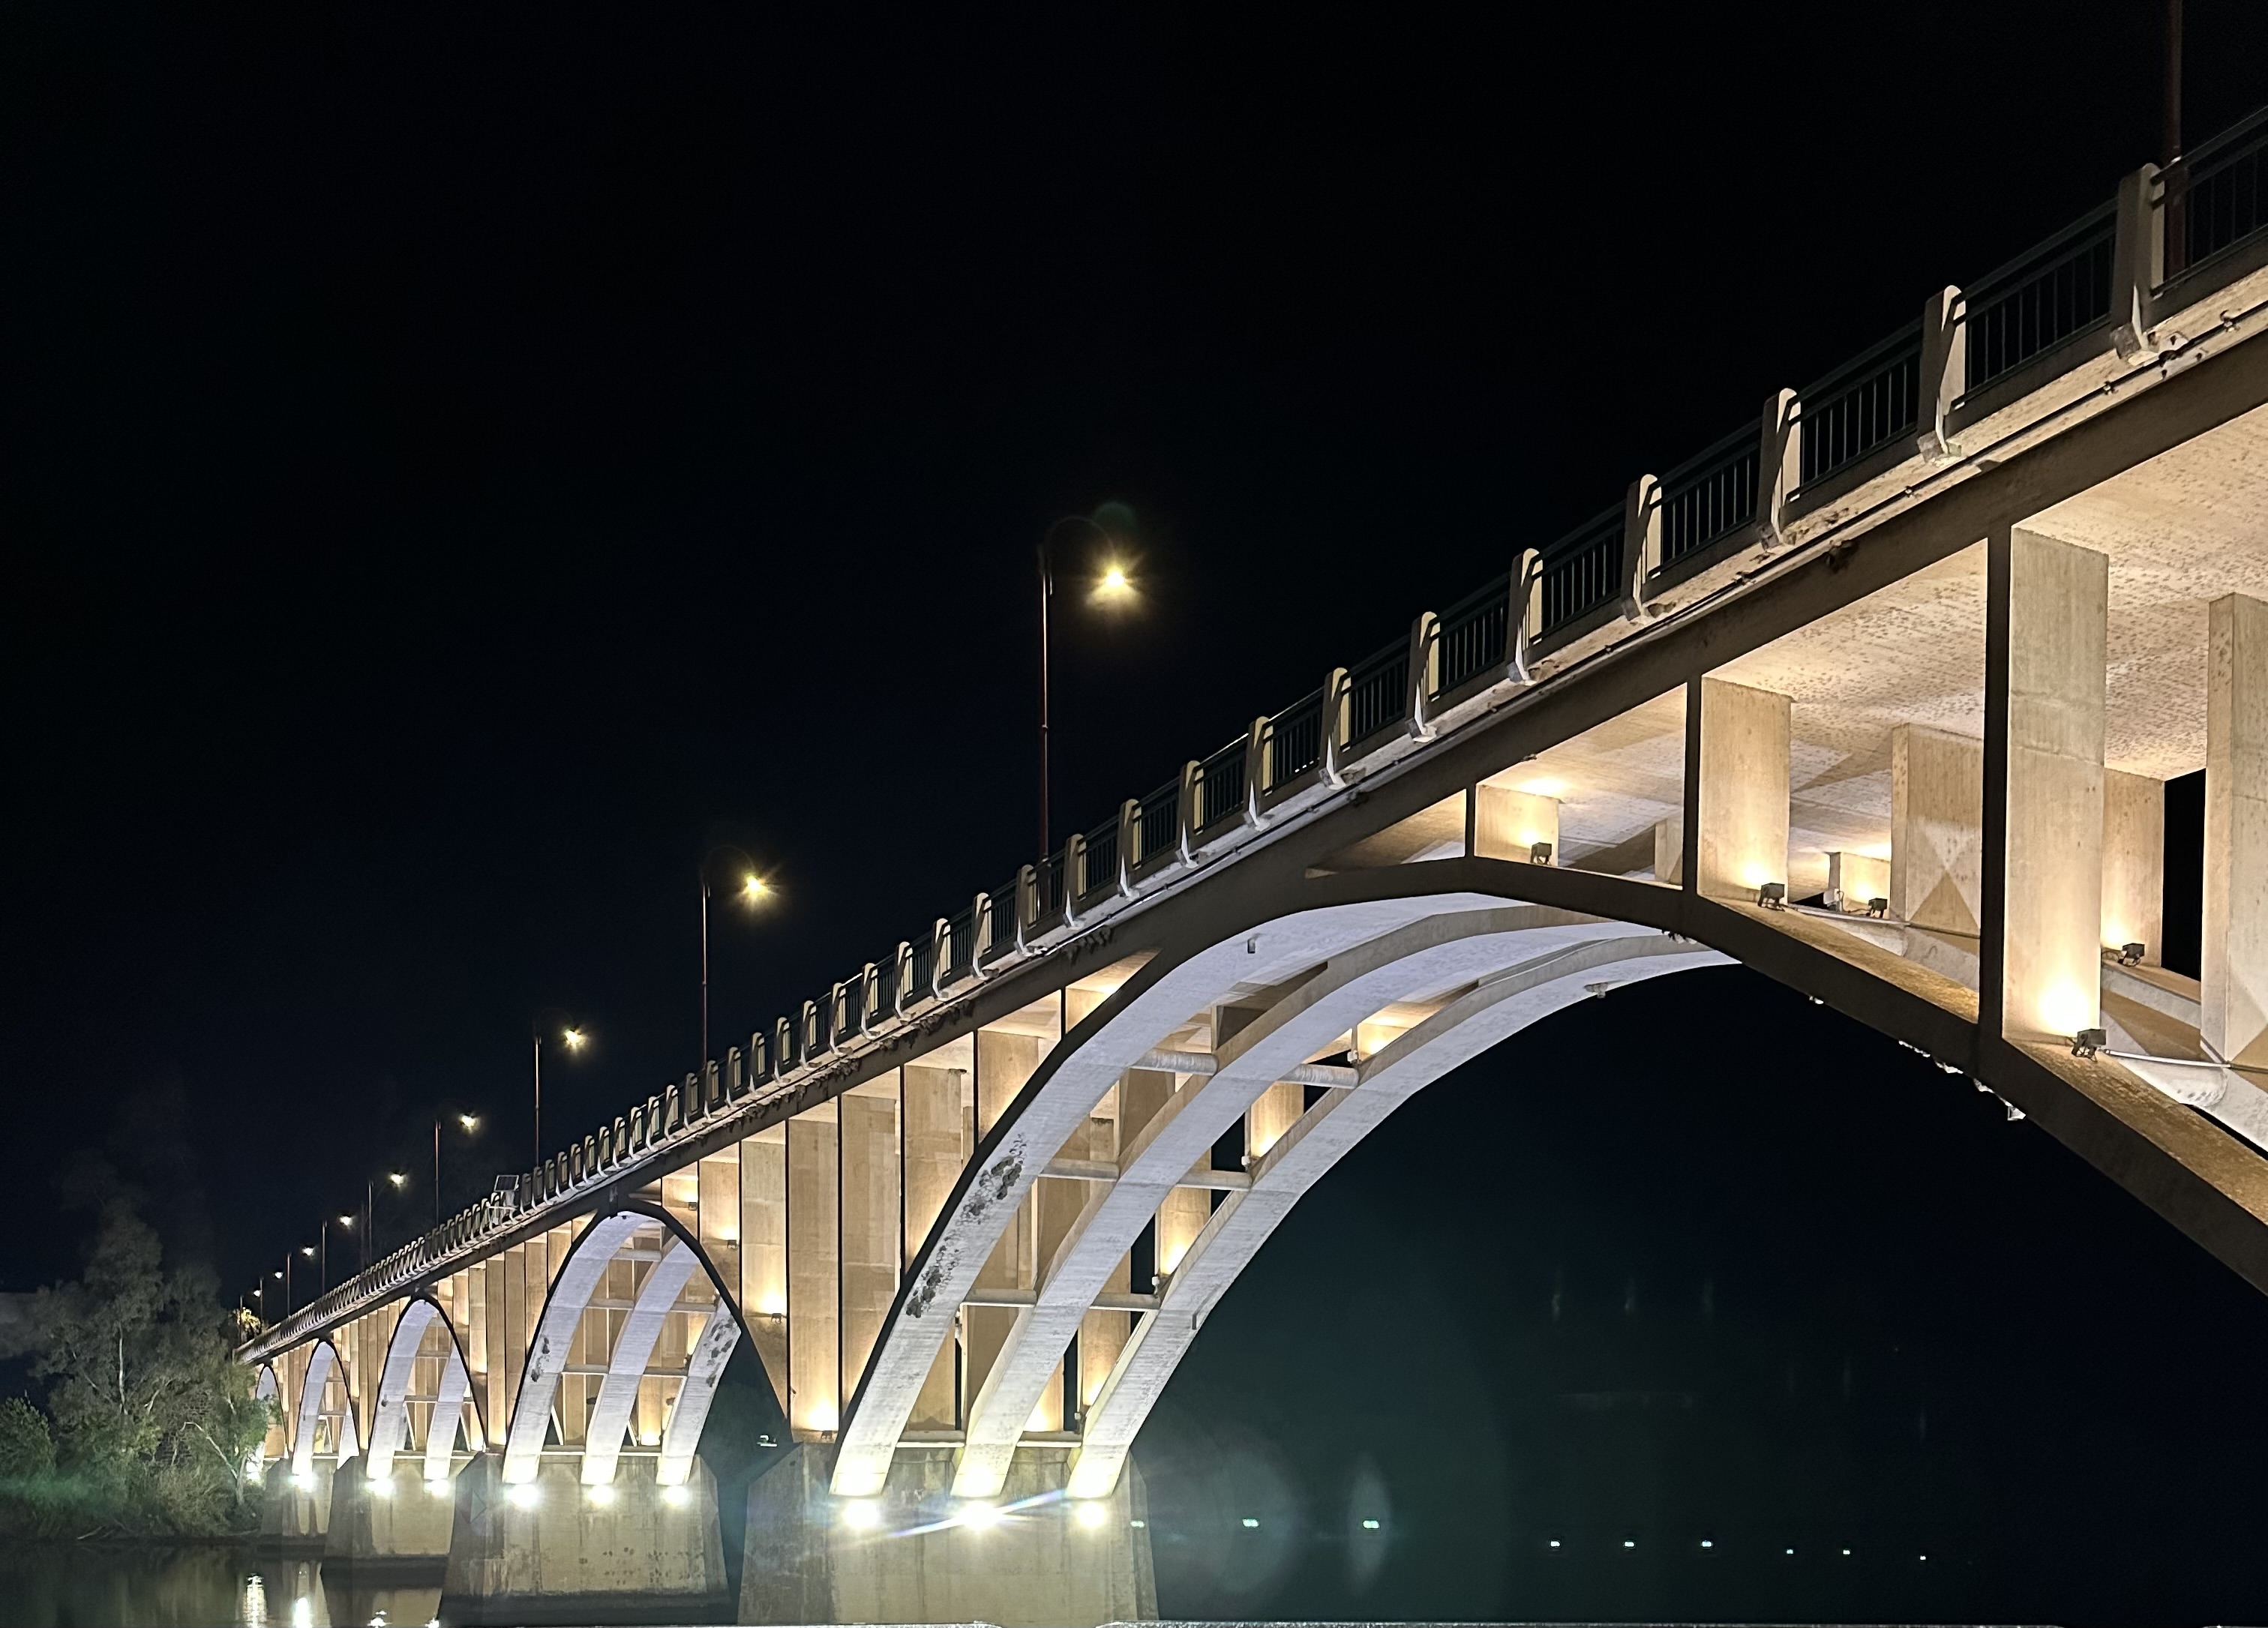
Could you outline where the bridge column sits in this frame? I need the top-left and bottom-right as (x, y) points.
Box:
(901, 1062), (965, 1431)
(739, 1122), (790, 1415)
(2206, 592), (2268, 1067)
(2102, 767), (2165, 964)
(788, 1103), (841, 1438)
(1470, 783), (1559, 863)
(1892, 724), (1984, 934)
(839, 1077), (901, 1417)
(1984, 527), (2108, 1044)
(1692, 676), (1790, 900)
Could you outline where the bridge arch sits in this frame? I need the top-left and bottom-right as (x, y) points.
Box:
(837, 884), (1719, 1497)
(289, 1338), (357, 1478)
(364, 1294), (488, 1483)
(252, 1364), (285, 1468)
(501, 1199), (746, 1487)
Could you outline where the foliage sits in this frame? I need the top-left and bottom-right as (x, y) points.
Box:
(0, 1197), (272, 1538)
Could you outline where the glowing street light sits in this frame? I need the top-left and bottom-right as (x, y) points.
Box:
(699, 844), (773, 1066)
(1036, 503), (1140, 856)
(532, 1012), (590, 1166)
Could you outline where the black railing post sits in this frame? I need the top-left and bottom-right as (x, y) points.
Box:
(2113, 163), (2165, 360)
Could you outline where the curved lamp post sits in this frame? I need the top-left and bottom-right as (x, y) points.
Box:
(1037, 506), (1139, 856)
(698, 844), (771, 1066)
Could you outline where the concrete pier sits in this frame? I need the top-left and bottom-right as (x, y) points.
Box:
(323, 1450), (457, 1570)
(256, 1458), (332, 1548)
(741, 1442), (1156, 1627)
(437, 1452), (730, 1626)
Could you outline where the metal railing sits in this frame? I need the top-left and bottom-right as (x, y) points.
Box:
(1658, 427), (1759, 567)
(1264, 688), (1325, 787)
(1194, 737), (1246, 831)
(1136, 779), (1179, 866)
(2168, 106), (2268, 282)
(1342, 641), (1409, 749)
(1079, 816), (1119, 898)
(1432, 580), (1508, 698)
(244, 101), (2268, 1363)
(1797, 321), (1922, 489)
(1538, 508), (1623, 634)
(1964, 204), (2115, 392)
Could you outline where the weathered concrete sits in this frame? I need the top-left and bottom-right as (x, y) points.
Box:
(323, 1450), (457, 1569)
(2102, 766), (2165, 962)
(1695, 676), (1790, 900)
(1996, 529), (2108, 1042)
(438, 1451), (730, 1626)
(1892, 723), (1984, 934)
(2206, 592), (2268, 1068)
(258, 1458), (333, 1548)
(742, 1441), (1155, 1627)
(1471, 783), (1559, 862)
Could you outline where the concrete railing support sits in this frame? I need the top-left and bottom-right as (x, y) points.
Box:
(2206, 593), (2268, 1068)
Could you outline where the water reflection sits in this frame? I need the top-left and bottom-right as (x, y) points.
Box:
(0, 1546), (442, 1628)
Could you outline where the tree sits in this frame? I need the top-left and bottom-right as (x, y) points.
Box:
(18, 1195), (271, 1534)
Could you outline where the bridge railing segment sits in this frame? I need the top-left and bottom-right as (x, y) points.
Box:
(240, 99), (2268, 1367)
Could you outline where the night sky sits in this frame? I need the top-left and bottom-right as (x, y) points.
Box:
(8, 6), (2268, 1622)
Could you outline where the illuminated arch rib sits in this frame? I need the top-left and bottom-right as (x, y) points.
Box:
(365, 1297), (486, 1482)
(1067, 929), (1724, 1498)
(502, 1205), (744, 1487)
(952, 905), (1678, 1498)
(290, 1339), (356, 1477)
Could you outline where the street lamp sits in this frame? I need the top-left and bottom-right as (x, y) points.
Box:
(532, 1013), (589, 1166)
(1037, 504), (1139, 856)
(363, 1174), (406, 1268)
(435, 1113), (480, 1224)
(698, 845), (772, 1066)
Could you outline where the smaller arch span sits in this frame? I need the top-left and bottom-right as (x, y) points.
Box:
(290, 1339), (358, 1479)
(364, 1295), (487, 1483)
(501, 1201), (748, 1487)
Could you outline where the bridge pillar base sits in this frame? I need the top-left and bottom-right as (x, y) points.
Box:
(740, 1443), (1156, 1627)
(256, 1459), (332, 1548)
(322, 1451), (456, 1570)
(437, 1452), (730, 1626)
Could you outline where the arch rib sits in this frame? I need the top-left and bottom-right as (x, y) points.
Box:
(502, 1210), (650, 1485)
(954, 904), (1658, 1498)
(579, 1237), (701, 1486)
(290, 1340), (344, 1477)
(658, 1297), (741, 1487)
(365, 1297), (484, 1483)
(1067, 931), (1726, 1497)
(832, 891), (1506, 1498)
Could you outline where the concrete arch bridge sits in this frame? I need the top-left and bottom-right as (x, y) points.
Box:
(240, 112), (2268, 1626)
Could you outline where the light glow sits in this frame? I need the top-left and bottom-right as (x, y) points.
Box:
(292, 1471), (316, 1491)
(2038, 979), (2095, 1038)
(459, 1114), (479, 1130)
(742, 874), (770, 901)
(387, 1172), (406, 1188)
(841, 1498), (881, 1531)
(1516, 777), (1568, 799)
(755, 1293), (785, 1317)
(368, 1475), (394, 1499)
(427, 1476), (452, 1497)
(506, 1483), (540, 1510)
(585, 1483), (615, 1507)
(562, 1027), (587, 1050)
(1361, 1518), (1382, 1530)
(662, 1484), (692, 1509)
(1094, 563), (1136, 603)
(1075, 1501), (1108, 1530)
(958, 1501), (1000, 1530)
(1241, 1517), (1259, 1530)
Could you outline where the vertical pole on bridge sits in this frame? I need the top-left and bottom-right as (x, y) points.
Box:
(1980, 527), (2108, 1047)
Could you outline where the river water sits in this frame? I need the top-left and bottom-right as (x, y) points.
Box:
(0, 1545), (443, 1627)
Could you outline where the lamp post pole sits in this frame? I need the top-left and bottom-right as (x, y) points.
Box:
(284, 1254), (292, 1313)
(1036, 510), (1136, 857)
(700, 871), (711, 1066)
(533, 1031), (543, 1168)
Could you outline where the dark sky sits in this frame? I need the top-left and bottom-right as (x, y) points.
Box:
(7, 5), (2268, 1622)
